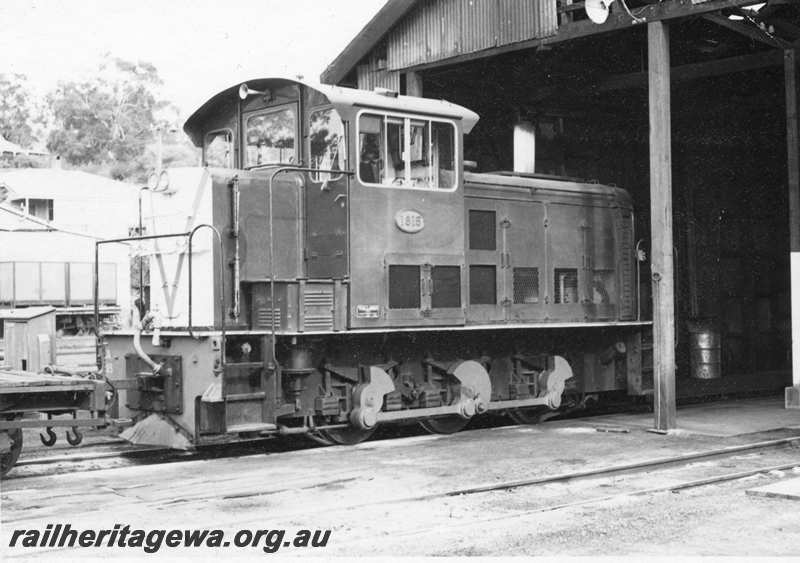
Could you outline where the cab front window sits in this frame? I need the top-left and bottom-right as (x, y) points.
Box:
(358, 112), (456, 191)
(244, 105), (297, 168)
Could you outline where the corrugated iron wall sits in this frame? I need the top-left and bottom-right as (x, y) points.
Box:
(357, 62), (402, 91)
(386, 0), (558, 71)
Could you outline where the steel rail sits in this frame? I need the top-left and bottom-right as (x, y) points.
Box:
(414, 434), (800, 501)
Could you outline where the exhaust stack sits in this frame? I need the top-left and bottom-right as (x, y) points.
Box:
(513, 122), (536, 174)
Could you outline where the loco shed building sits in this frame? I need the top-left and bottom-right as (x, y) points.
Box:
(322, 0), (800, 429)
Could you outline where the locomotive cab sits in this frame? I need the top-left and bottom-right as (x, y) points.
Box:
(180, 77), (480, 333)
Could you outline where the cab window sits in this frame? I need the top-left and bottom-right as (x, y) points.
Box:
(358, 112), (456, 190)
(309, 107), (344, 182)
(204, 130), (233, 168)
(244, 105), (297, 168)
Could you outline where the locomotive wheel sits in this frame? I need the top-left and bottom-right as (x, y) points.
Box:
(316, 426), (375, 446)
(420, 416), (470, 435)
(508, 407), (548, 425)
(0, 427), (23, 478)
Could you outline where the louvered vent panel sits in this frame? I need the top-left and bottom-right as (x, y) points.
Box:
(619, 215), (635, 320)
(304, 286), (334, 331)
(256, 307), (281, 329)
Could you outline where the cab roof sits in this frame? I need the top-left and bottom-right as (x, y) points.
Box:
(184, 76), (479, 146)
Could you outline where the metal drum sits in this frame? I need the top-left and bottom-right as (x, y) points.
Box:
(688, 321), (721, 380)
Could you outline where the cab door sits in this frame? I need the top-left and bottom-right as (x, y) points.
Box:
(306, 107), (348, 279)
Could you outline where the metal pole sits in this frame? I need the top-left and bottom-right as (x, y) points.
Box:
(137, 186), (150, 316)
(187, 224), (226, 352)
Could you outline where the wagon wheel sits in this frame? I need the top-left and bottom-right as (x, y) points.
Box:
(508, 406), (549, 425)
(316, 426), (376, 446)
(420, 416), (470, 435)
(0, 427), (23, 478)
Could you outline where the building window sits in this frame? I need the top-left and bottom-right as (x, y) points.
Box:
(204, 129), (233, 168)
(358, 112), (456, 190)
(244, 105), (297, 168)
(12, 198), (53, 221)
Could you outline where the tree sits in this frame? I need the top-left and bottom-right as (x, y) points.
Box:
(46, 57), (166, 180)
(0, 73), (39, 148)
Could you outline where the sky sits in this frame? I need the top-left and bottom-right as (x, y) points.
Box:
(0, 0), (386, 117)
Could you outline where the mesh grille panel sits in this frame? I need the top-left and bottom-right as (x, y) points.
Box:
(554, 268), (578, 304)
(469, 265), (496, 305)
(431, 266), (461, 308)
(389, 265), (420, 309)
(469, 210), (496, 250)
(513, 267), (539, 304)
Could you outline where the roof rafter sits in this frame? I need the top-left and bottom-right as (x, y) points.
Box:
(702, 12), (790, 49)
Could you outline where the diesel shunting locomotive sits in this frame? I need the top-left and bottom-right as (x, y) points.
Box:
(101, 77), (650, 447)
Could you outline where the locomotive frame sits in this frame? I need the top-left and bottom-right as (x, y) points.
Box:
(98, 77), (651, 448)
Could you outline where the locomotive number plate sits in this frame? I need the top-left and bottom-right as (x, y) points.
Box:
(395, 209), (424, 233)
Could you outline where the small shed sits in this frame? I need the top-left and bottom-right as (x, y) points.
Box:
(1, 307), (56, 372)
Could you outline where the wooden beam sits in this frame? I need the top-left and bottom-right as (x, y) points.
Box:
(599, 49), (783, 91)
(648, 20), (677, 431)
(549, 0), (768, 45)
(703, 13), (786, 49)
(761, 15), (800, 41)
(785, 48), (800, 399)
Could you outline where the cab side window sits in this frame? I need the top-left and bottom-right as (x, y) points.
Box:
(204, 130), (233, 168)
(358, 112), (456, 191)
(309, 107), (345, 182)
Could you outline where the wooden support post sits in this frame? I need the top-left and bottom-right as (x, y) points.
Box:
(404, 71), (423, 97)
(648, 21), (677, 430)
(785, 48), (800, 408)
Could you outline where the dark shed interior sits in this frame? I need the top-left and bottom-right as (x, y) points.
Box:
(419, 9), (793, 397)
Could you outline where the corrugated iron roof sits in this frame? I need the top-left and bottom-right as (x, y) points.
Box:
(320, 0), (417, 85)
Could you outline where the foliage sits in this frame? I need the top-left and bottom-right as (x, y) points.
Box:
(46, 57), (173, 181)
(0, 73), (40, 149)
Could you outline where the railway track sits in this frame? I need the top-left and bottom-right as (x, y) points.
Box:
(4, 424), (799, 557)
(7, 413), (800, 485)
(4, 434), (323, 480)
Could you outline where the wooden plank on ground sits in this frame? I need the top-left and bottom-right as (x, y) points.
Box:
(747, 477), (800, 500)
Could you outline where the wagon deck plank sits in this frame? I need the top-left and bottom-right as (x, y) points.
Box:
(0, 370), (97, 391)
